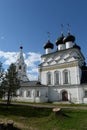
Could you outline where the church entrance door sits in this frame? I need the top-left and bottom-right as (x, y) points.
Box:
(62, 91), (68, 101)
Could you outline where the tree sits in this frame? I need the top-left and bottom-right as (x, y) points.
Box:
(0, 62), (4, 98)
(1, 63), (20, 105)
(0, 62), (4, 81)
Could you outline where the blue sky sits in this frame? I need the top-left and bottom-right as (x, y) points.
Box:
(0, 0), (87, 80)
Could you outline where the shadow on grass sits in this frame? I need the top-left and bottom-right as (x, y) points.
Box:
(8, 126), (21, 130)
(61, 112), (71, 118)
(0, 125), (21, 130)
(0, 103), (52, 118)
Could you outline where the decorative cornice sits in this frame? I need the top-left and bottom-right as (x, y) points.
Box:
(41, 47), (85, 60)
(38, 62), (78, 72)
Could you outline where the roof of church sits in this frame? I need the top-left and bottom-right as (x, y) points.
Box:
(63, 33), (75, 43)
(41, 46), (85, 59)
(44, 40), (54, 49)
(56, 34), (65, 45)
(73, 44), (81, 50)
(20, 81), (47, 87)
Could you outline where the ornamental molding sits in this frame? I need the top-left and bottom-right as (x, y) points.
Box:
(38, 62), (78, 72)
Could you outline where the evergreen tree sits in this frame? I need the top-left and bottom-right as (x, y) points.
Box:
(1, 63), (20, 105)
(0, 62), (4, 81)
(0, 62), (4, 98)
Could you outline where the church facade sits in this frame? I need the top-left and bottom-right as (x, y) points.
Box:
(15, 32), (87, 104)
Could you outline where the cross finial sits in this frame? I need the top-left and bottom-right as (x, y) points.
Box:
(61, 24), (64, 35)
(67, 24), (70, 34)
(47, 32), (50, 40)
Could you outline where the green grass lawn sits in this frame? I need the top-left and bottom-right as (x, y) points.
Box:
(0, 104), (87, 130)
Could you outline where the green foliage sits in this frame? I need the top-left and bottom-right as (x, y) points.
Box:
(0, 104), (87, 130)
(0, 62), (4, 82)
(1, 63), (20, 104)
(0, 62), (4, 98)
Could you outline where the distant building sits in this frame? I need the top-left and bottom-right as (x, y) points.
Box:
(15, 32), (87, 104)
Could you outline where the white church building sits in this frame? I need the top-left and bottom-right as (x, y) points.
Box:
(15, 32), (87, 104)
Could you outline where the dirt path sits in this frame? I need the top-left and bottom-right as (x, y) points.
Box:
(11, 102), (87, 110)
(1, 101), (87, 110)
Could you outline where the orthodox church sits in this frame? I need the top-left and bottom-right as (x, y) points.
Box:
(15, 31), (87, 104)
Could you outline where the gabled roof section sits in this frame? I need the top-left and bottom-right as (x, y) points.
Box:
(41, 47), (85, 59)
(40, 47), (85, 67)
(20, 81), (47, 87)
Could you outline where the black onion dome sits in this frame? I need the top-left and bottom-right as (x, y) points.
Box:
(56, 34), (65, 46)
(44, 40), (54, 49)
(63, 33), (75, 43)
(73, 44), (81, 50)
(81, 62), (87, 84)
(81, 62), (87, 70)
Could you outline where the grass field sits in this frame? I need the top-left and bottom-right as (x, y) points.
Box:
(0, 103), (87, 130)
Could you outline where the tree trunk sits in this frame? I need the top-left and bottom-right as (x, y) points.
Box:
(0, 121), (4, 130)
(52, 107), (70, 117)
(7, 120), (14, 130)
(7, 92), (11, 105)
(52, 107), (62, 115)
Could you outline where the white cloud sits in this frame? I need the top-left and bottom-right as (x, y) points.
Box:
(0, 51), (18, 65)
(27, 67), (38, 74)
(28, 73), (38, 81)
(25, 52), (41, 67)
(0, 50), (41, 80)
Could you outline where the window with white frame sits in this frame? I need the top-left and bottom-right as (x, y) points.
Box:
(47, 72), (51, 85)
(36, 90), (40, 97)
(26, 91), (31, 97)
(63, 70), (69, 84)
(54, 71), (60, 85)
(19, 90), (24, 97)
(84, 91), (87, 97)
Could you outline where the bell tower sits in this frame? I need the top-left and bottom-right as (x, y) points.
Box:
(15, 46), (29, 82)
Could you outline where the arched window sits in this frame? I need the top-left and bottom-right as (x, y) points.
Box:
(47, 72), (51, 85)
(63, 70), (69, 84)
(36, 90), (40, 97)
(19, 65), (21, 70)
(54, 71), (60, 85)
(19, 90), (24, 97)
(26, 91), (31, 97)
